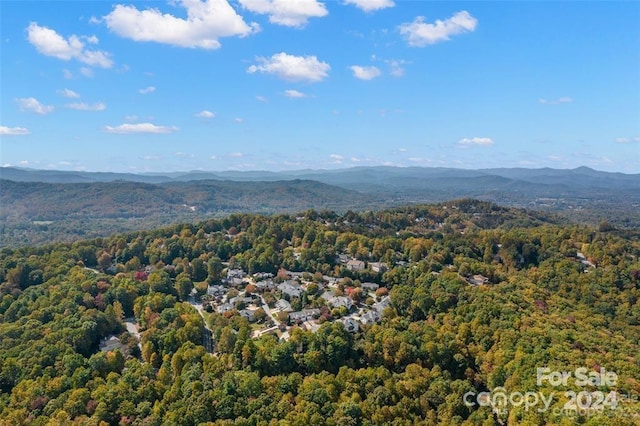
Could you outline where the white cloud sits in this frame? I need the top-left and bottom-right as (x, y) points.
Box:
(63, 69), (74, 79)
(66, 102), (106, 111)
(256, 95), (268, 102)
(399, 11), (477, 47)
(329, 154), (344, 163)
(248, 52), (330, 82)
(539, 97), (573, 105)
(239, 0), (327, 28)
(615, 136), (640, 144)
(103, 123), (178, 134)
(234, 118), (244, 123)
(27, 22), (113, 68)
(344, 0), (394, 12)
(84, 35), (99, 44)
(350, 65), (381, 80)
(104, 0), (259, 49)
(195, 110), (215, 118)
(386, 59), (408, 77)
(230, 152), (244, 157)
(79, 67), (94, 77)
(16, 97), (54, 115)
(175, 151), (195, 158)
(124, 115), (138, 122)
(457, 137), (494, 147)
(57, 88), (80, 98)
(138, 86), (156, 94)
(284, 89), (307, 98)
(0, 126), (30, 135)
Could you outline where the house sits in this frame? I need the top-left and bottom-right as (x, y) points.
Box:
(229, 296), (254, 306)
(361, 282), (379, 292)
(217, 303), (234, 314)
(369, 262), (388, 273)
(576, 252), (596, 268)
(337, 254), (350, 264)
(327, 295), (353, 310)
(278, 280), (303, 298)
(253, 272), (274, 280)
(275, 299), (293, 312)
(255, 279), (276, 291)
(207, 285), (226, 297)
(302, 321), (321, 333)
(373, 296), (391, 313)
(346, 259), (365, 271)
(227, 268), (246, 279)
(289, 308), (321, 323)
(359, 310), (381, 325)
(468, 275), (489, 286)
(99, 335), (124, 352)
(239, 309), (256, 322)
(341, 317), (360, 333)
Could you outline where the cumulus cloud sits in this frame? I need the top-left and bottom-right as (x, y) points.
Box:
(248, 52), (330, 82)
(284, 89), (307, 98)
(615, 136), (640, 144)
(239, 0), (327, 28)
(539, 97), (573, 105)
(399, 11), (477, 47)
(138, 86), (156, 94)
(57, 88), (80, 98)
(457, 137), (494, 147)
(27, 22), (113, 68)
(195, 110), (215, 118)
(16, 97), (54, 115)
(329, 154), (344, 163)
(103, 123), (178, 134)
(66, 102), (106, 111)
(0, 126), (30, 135)
(350, 65), (381, 80)
(104, 0), (258, 49)
(344, 0), (394, 12)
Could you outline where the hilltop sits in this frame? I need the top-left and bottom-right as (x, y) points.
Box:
(1, 165), (639, 247)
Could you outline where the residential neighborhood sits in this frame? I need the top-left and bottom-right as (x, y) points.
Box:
(191, 256), (393, 350)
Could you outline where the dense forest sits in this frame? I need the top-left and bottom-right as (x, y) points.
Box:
(1, 200), (639, 425)
(2, 165), (640, 248)
(0, 179), (380, 248)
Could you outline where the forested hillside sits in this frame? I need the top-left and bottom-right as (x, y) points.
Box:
(3, 165), (640, 248)
(1, 201), (639, 425)
(0, 179), (379, 248)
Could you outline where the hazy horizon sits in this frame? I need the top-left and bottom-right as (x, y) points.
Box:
(3, 163), (639, 176)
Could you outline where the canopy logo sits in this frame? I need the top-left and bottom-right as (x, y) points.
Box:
(463, 366), (625, 418)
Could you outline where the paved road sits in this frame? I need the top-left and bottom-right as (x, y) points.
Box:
(258, 294), (280, 326)
(123, 318), (142, 349)
(188, 297), (212, 331)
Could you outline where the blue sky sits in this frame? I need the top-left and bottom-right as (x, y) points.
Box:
(1, 0), (639, 173)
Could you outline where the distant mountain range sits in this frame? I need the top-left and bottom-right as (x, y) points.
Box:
(1, 166), (639, 247)
(3, 165), (639, 190)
